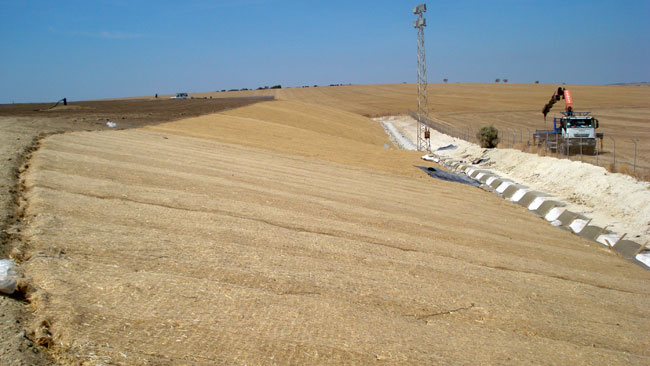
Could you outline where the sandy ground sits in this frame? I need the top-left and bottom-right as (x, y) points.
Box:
(375, 115), (650, 246)
(10, 100), (650, 365)
(0, 97), (270, 365)
(0, 117), (64, 366)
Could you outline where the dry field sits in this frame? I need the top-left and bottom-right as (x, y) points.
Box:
(191, 83), (650, 177)
(8, 99), (650, 365)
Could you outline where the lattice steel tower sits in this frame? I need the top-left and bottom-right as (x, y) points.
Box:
(413, 4), (430, 152)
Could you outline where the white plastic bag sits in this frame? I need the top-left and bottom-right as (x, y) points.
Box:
(106, 121), (117, 128)
(0, 259), (17, 295)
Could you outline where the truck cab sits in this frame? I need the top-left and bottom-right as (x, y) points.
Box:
(558, 114), (599, 139)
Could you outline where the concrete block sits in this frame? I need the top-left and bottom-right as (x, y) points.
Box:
(578, 225), (606, 241)
(534, 200), (565, 217)
(502, 184), (521, 199)
(556, 210), (586, 226)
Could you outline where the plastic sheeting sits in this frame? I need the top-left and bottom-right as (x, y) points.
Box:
(417, 166), (481, 187)
(0, 259), (17, 295)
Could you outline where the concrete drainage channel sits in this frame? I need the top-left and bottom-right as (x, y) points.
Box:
(422, 153), (650, 271)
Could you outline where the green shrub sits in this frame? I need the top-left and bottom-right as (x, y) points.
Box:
(476, 126), (499, 148)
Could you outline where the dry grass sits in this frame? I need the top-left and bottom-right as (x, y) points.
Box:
(17, 99), (650, 365)
(617, 163), (634, 176)
(189, 83), (650, 181)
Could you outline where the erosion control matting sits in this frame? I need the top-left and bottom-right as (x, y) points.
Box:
(10, 100), (650, 365)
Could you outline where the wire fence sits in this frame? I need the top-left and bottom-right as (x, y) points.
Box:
(408, 110), (649, 181)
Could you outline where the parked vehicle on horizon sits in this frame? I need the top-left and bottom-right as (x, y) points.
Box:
(170, 92), (188, 99)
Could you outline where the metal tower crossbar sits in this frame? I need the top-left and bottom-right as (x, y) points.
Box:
(413, 4), (430, 152)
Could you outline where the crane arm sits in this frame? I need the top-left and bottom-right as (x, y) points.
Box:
(542, 87), (573, 119)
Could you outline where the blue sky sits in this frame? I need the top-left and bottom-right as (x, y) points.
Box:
(1, 0), (648, 103)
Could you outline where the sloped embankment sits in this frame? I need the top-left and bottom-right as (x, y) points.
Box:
(17, 101), (650, 365)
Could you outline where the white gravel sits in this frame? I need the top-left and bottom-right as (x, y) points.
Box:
(378, 120), (417, 150)
(375, 115), (650, 246)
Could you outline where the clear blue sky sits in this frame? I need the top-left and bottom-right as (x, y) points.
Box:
(1, 0), (648, 103)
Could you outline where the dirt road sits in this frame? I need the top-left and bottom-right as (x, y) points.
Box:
(13, 100), (650, 365)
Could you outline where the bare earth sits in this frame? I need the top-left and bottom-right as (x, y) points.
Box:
(0, 85), (649, 365)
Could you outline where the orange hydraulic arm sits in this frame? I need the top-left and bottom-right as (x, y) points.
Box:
(542, 87), (573, 119)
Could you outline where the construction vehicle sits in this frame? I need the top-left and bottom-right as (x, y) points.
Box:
(533, 87), (603, 155)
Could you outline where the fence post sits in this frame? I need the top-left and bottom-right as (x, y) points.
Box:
(545, 133), (548, 153)
(580, 138), (583, 162)
(609, 136), (616, 171)
(564, 139), (571, 160)
(631, 139), (638, 176)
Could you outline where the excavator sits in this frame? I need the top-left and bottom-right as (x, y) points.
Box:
(534, 87), (603, 155)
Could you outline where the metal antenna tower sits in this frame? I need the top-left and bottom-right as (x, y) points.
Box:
(413, 3), (430, 152)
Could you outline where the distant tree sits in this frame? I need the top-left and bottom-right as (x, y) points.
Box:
(443, 78), (448, 83)
(495, 78), (500, 83)
(503, 79), (508, 83)
(270, 84), (282, 89)
(535, 80), (539, 84)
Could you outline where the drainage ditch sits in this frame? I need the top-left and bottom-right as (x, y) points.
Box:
(422, 153), (650, 270)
